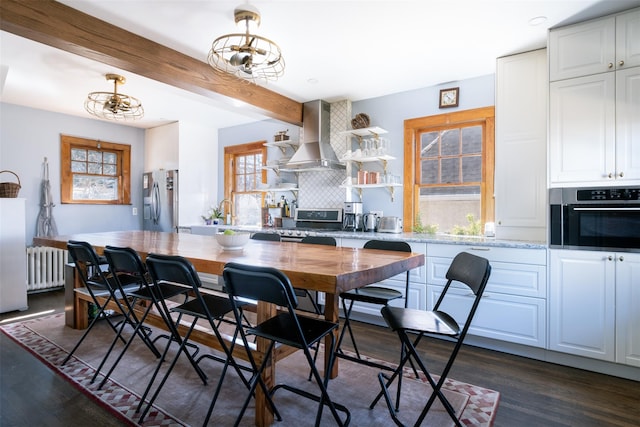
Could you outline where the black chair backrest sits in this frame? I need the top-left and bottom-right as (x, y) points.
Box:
(223, 262), (298, 309)
(363, 239), (411, 253)
(146, 253), (202, 289)
(67, 240), (108, 287)
(444, 251), (492, 296)
(104, 245), (146, 278)
(300, 236), (337, 246)
(68, 240), (101, 266)
(251, 232), (281, 242)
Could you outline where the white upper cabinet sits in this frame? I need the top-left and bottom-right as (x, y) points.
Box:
(615, 67), (640, 182)
(549, 72), (616, 185)
(616, 9), (640, 71)
(549, 8), (640, 187)
(549, 16), (616, 81)
(549, 9), (640, 81)
(495, 49), (547, 241)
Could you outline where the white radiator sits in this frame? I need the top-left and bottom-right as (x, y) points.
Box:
(26, 246), (67, 292)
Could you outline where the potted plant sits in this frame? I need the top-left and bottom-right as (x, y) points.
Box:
(202, 207), (224, 225)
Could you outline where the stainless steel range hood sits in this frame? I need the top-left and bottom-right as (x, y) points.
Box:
(280, 100), (345, 172)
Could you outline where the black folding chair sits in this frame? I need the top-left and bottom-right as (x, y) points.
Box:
(336, 240), (412, 371)
(223, 262), (351, 427)
(250, 232), (281, 241)
(138, 253), (249, 425)
(299, 235), (337, 379)
(299, 235), (337, 315)
(370, 251), (491, 427)
(99, 246), (202, 390)
(63, 241), (159, 367)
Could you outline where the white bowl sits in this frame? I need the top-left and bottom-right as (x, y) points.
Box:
(214, 232), (250, 250)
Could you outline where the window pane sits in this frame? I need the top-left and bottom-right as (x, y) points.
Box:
(246, 173), (256, 191)
(71, 161), (87, 173)
(462, 126), (482, 154)
(103, 152), (117, 164)
(71, 148), (86, 161)
(103, 164), (117, 176)
(421, 159), (438, 184)
(236, 175), (245, 192)
(420, 132), (439, 157)
(237, 157), (245, 172)
(87, 163), (102, 174)
(462, 156), (481, 182)
(441, 129), (459, 156)
(246, 156), (255, 173)
(72, 175), (118, 200)
(441, 158), (460, 183)
(88, 150), (102, 163)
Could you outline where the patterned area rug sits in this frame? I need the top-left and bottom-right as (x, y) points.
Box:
(1, 314), (499, 426)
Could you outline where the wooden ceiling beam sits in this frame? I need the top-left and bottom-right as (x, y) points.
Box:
(0, 0), (303, 126)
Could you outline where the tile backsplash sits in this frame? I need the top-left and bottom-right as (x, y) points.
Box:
(297, 100), (352, 209)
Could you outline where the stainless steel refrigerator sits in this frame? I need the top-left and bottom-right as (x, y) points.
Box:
(143, 170), (178, 232)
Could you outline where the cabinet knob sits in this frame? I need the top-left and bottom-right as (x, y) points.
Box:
(608, 255), (613, 261)
(608, 62), (614, 69)
(619, 256), (624, 262)
(608, 172), (613, 178)
(619, 60), (625, 67)
(619, 172), (624, 178)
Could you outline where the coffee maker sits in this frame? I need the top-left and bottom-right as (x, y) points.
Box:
(343, 202), (363, 231)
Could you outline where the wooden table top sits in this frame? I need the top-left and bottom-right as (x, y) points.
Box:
(34, 230), (425, 295)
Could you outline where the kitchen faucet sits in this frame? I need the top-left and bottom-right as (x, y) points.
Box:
(218, 199), (234, 225)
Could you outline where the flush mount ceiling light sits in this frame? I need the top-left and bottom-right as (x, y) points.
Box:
(85, 73), (144, 121)
(207, 4), (284, 82)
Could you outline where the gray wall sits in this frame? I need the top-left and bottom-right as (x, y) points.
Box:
(0, 103), (145, 245)
(217, 74), (495, 217)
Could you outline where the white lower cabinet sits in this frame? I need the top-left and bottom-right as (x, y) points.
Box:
(337, 238), (427, 315)
(549, 249), (640, 366)
(549, 250), (615, 361)
(426, 244), (547, 348)
(616, 252), (640, 367)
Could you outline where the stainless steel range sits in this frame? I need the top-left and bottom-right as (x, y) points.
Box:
(275, 208), (343, 242)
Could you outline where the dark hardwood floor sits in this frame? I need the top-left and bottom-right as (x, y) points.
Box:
(1, 290), (638, 426)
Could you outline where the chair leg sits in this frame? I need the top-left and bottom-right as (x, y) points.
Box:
(336, 298), (360, 357)
(232, 338), (283, 427)
(96, 301), (158, 389)
(371, 330), (463, 427)
(92, 296), (161, 386)
(306, 335), (351, 426)
(61, 295), (120, 366)
(335, 298), (396, 373)
(138, 318), (207, 423)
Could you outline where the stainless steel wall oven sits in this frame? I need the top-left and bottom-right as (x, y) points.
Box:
(550, 187), (640, 252)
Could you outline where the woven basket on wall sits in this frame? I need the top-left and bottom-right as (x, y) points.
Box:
(0, 170), (21, 198)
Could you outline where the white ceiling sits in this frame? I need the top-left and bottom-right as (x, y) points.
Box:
(1, 0), (639, 129)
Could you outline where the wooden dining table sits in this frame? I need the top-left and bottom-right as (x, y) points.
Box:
(34, 230), (425, 426)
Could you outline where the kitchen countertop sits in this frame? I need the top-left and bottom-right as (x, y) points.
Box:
(188, 224), (547, 250)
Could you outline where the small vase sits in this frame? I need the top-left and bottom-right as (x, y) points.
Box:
(205, 219), (212, 225)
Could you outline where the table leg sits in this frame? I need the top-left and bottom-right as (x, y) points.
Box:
(255, 301), (276, 427)
(324, 293), (339, 379)
(65, 264), (89, 329)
